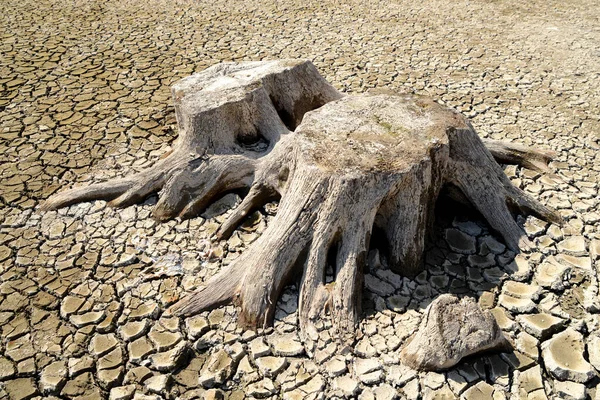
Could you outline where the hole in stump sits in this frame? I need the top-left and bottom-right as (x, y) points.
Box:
(269, 93), (329, 132)
(236, 127), (270, 152)
(326, 234), (341, 284)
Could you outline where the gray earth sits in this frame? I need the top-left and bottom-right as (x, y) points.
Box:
(1, 0), (599, 399)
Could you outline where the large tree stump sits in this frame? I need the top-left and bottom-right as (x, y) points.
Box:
(42, 60), (561, 340)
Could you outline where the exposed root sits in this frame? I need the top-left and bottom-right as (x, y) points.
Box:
(41, 151), (256, 222)
(171, 167), (326, 327)
(482, 138), (557, 173)
(42, 60), (563, 344)
(330, 215), (372, 336)
(173, 160), (386, 341)
(154, 155), (255, 221)
(168, 261), (245, 316)
(446, 124), (562, 252)
(235, 173), (326, 328)
(216, 183), (277, 240)
(40, 178), (134, 211)
(297, 221), (340, 333)
(506, 185), (563, 225)
(40, 155), (188, 211)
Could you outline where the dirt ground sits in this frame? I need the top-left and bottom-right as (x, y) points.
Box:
(0, 0), (599, 399)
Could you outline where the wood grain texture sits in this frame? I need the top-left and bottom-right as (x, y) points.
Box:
(42, 60), (560, 346)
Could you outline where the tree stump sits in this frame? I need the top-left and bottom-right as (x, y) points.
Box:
(42, 60), (561, 340)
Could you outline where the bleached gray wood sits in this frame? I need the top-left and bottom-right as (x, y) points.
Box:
(42, 60), (561, 343)
(482, 138), (557, 173)
(400, 294), (511, 370)
(41, 59), (342, 217)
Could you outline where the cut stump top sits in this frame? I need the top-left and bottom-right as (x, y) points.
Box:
(296, 93), (462, 173)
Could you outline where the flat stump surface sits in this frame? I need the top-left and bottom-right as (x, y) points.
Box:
(298, 94), (450, 172)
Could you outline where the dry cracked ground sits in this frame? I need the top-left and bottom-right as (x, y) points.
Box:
(1, 0), (599, 399)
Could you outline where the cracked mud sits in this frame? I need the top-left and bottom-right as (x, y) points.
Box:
(1, 0), (599, 399)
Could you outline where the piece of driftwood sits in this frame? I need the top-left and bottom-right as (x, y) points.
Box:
(400, 294), (511, 370)
(42, 60), (561, 340)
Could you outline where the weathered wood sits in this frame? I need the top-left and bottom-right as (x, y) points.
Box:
(400, 294), (511, 370)
(482, 138), (557, 173)
(42, 60), (561, 343)
(41, 60), (342, 215)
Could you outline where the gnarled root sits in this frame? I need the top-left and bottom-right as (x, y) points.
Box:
(42, 60), (563, 346)
(170, 157), (387, 346)
(39, 154), (183, 212)
(153, 154), (255, 221)
(482, 138), (557, 173)
(41, 59), (341, 219)
(446, 123), (562, 252)
(41, 151), (256, 223)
